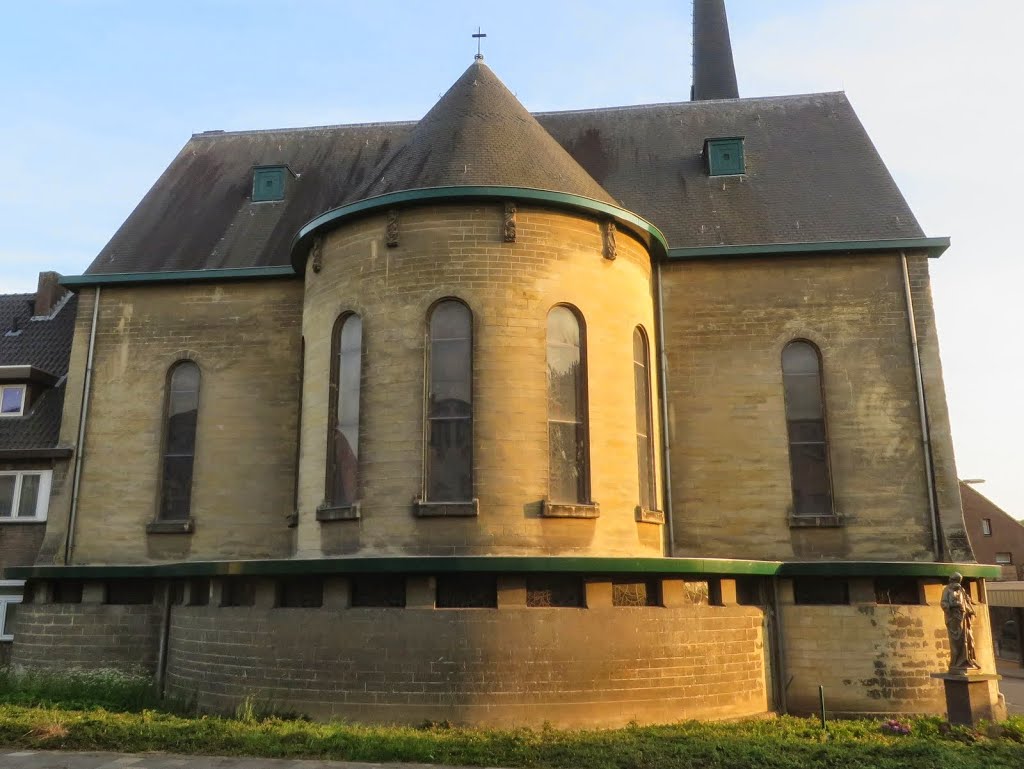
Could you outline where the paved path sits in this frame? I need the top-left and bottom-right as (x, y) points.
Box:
(0, 752), (488, 769)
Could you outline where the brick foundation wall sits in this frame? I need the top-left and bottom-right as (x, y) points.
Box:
(9, 603), (159, 675)
(780, 582), (997, 715)
(165, 603), (767, 726)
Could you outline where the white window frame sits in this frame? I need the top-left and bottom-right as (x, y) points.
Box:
(996, 552), (1013, 565)
(0, 595), (23, 641)
(982, 518), (992, 536)
(0, 469), (52, 522)
(0, 384), (26, 417)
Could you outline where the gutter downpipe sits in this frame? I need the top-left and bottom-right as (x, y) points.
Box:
(770, 576), (789, 715)
(64, 286), (100, 565)
(155, 582), (172, 697)
(900, 251), (943, 561)
(654, 262), (675, 556)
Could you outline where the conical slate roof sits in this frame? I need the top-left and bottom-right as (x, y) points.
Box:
(357, 60), (617, 205)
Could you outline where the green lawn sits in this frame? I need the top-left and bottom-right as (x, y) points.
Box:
(0, 671), (1022, 768)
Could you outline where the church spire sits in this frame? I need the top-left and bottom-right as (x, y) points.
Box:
(691, 0), (739, 101)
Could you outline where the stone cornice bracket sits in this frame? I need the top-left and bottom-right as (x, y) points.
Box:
(602, 220), (617, 260)
(503, 201), (517, 242)
(386, 209), (400, 248)
(309, 236), (323, 273)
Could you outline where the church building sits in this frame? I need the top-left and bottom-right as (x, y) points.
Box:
(1, 1), (1003, 725)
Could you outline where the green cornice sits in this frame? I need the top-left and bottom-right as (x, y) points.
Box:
(4, 556), (997, 580)
(291, 186), (670, 273)
(667, 236), (951, 261)
(59, 266), (297, 289)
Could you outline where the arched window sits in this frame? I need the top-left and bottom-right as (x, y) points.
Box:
(328, 314), (362, 507)
(782, 341), (833, 516)
(159, 361), (200, 521)
(547, 306), (589, 504)
(426, 300), (473, 501)
(633, 327), (656, 511)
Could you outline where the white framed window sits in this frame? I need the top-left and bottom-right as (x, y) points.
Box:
(0, 470), (52, 521)
(982, 518), (992, 536)
(0, 384), (26, 417)
(996, 552), (1013, 565)
(0, 595), (22, 641)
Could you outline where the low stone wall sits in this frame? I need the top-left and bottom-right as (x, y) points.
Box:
(165, 603), (768, 727)
(781, 587), (996, 715)
(9, 603), (160, 675)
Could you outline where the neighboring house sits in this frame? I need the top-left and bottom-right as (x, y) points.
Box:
(962, 481), (1024, 580)
(0, 272), (76, 663)
(1, 1), (1002, 724)
(961, 481), (1024, 661)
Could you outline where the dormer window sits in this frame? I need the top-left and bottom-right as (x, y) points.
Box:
(0, 384), (25, 417)
(704, 137), (745, 176)
(252, 166), (287, 202)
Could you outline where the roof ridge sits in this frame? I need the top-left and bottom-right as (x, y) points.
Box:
(534, 91), (847, 117)
(191, 119), (418, 139)
(190, 92), (850, 141)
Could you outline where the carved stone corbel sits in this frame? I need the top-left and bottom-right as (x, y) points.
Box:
(602, 220), (617, 260)
(310, 236), (323, 274)
(386, 209), (400, 248)
(503, 201), (517, 242)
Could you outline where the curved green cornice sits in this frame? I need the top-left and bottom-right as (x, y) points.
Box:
(290, 186), (669, 274)
(5, 556), (998, 580)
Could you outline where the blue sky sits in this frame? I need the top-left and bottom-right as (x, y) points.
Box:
(2, 1), (1022, 518)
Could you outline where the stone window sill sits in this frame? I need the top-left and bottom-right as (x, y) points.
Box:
(146, 518), (194, 534)
(635, 506), (665, 524)
(789, 512), (845, 528)
(542, 500), (600, 519)
(316, 502), (360, 522)
(414, 499), (479, 517)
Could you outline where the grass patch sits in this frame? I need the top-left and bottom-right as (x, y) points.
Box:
(0, 705), (1021, 768)
(0, 669), (165, 712)
(0, 672), (1021, 767)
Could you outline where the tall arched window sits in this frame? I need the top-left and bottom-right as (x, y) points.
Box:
(633, 327), (656, 511)
(159, 361), (200, 521)
(328, 314), (362, 507)
(426, 300), (472, 501)
(547, 306), (589, 504)
(782, 340), (833, 516)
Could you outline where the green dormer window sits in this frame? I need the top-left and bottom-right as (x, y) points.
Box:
(252, 166), (286, 202)
(704, 137), (745, 176)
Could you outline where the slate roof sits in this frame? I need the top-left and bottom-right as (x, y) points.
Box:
(0, 292), (78, 452)
(85, 84), (924, 275)
(356, 61), (616, 205)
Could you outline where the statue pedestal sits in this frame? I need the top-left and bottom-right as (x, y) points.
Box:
(931, 671), (1003, 726)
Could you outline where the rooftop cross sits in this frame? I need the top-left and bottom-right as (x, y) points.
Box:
(472, 27), (486, 60)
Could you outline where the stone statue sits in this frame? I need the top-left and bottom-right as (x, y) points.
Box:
(940, 572), (979, 671)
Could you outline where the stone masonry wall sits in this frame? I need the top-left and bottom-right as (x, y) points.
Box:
(299, 204), (663, 557)
(780, 579), (996, 715)
(10, 602), (159, 675)
(165, 601), (766, 727)
(40, 281), (303, 565)
(660, 254), (941, 561)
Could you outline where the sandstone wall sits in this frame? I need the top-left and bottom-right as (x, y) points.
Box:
(40, 281), (303, 565)
(299, 204), (663, 557)
(660, 253), (954, 561)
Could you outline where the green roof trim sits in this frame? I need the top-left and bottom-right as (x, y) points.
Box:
(59, 266), (297, 289)
(5, 556), (996, 580)
(291, 186), (669, 273)
(667, 236), (951, 261)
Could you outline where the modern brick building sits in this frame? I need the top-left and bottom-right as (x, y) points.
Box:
(1, 1), (1003, 724)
